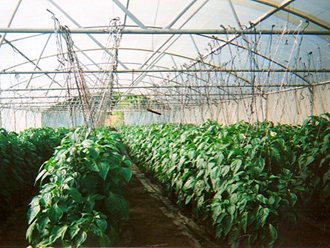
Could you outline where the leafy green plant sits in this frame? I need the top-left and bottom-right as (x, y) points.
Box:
(293, 114), (330, 212)
(121, 114), (329, 247)
(0, 127), (67, 221)
(26, 127), (132, 247)
(18, 127), (68, 163)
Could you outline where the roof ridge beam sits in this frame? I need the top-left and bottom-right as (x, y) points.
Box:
(1, 28), (329, 35)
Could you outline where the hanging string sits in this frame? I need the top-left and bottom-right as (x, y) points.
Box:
(50, 11), (93, 128)
(92, 17), (122, 127)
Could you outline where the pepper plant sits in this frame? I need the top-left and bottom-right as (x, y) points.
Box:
(0, 127), (68, 221)
(26, 127), (132, 247)
(121, 114), (329, 247)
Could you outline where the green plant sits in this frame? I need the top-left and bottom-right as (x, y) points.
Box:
(0, 127), (67, 221)
(26, 127), (132, 247)
(18, 127), (68, 163)
(121, 114), (330, 247)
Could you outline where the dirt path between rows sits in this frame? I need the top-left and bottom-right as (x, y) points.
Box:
(0, 204), (28, 247)
(116, 166), (220, 247)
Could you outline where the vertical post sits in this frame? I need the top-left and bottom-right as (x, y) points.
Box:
(265, 94), (269, 121)
(236, 101), (239, 123)
(25, 110), (28, 129)
(13, 110), (17, 132)
(263, 95), (268, 122)
(309, 86), (314, 116)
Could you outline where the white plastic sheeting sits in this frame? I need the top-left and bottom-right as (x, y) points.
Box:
(42, 110), (84, 128)
(1, 108), (41, 132)
(0, 0), (329, 127)
(124, 83), (329, 125)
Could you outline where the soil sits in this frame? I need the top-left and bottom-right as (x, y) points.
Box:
(278, 210), (330, 248)
(0, 203), (29, 247)
(116, 166), (220, 248)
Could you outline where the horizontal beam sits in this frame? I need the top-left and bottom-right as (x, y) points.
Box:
(0, 107), (165, 112)
(0, 28), (329, 35)
(0, 84), (311, 92)
(0, 92), (259, 100)
(0, 99), (232, 107)
(1, 69), (329, 74)
(0, 96), (242, 104)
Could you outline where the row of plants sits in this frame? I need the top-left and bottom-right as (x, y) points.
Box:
(121, 114), (330, 247)
(0, 127), (68, 221)
(26, 127), (133, 247)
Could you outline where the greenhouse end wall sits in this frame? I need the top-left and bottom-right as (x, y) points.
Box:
(41, 111), (84, 128)
(124, 83), (330, 125)
(0, 109), (42, 132)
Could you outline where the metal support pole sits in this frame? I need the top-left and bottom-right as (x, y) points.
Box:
(2, 83), (328, 93)
(0, 27), (329, 35)
(1, 68), (329, 74)
(0, 0), (23, 49)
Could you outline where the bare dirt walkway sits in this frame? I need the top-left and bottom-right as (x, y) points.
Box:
(116, 166), (219, 247)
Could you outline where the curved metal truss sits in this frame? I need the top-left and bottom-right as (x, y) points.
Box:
(0, 0), (329, 112)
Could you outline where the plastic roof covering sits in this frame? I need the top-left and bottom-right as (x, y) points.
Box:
(0, 0), (329, 111)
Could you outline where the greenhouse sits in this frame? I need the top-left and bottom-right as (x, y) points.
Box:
(0, 0), (329, 247)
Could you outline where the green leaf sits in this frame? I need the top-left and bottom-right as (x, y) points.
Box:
(35, 168), (48, 183)
(69, 188), (83, 203)
(106, 192), (129, 220)
(256, 194), (268, 204)
(230, 193), (238, 204)
(231, 159), (242, 174)
(227, 205), (235, 216)
(120, 167), (132, 183)
(188, 150), (196, 160)
(268, 223), (278, 245)
(69, 225), (80, 239)
(185, 195), (193, 205)
(197, 195), (204, 208)
(96, 219), (108, 233)
(183, 177), (195, 190)
(259, 207), (270, 227)
(26, 219), (37, 242)
(223, 215), (233, 236)
(77, 231), (88, 246)
(98, 162), (110, 180)
(28, 197), (40, 224)
(37, 216), (50, 232)
(49, 205), (63, 222)
(221, 165), (230, 176)
(305, 155), (315, 166)
(49, 225), (68, 244)
(210, 166), (220, 180)
(271, 147), (281, 162)
(241, 212), (248, 233)
(89, 147), (99, 159)
(81, 139), (94, 148)
(290, 193), (298, 206)
(256, 157), (265, 170)
(268, 195), (276, 205)
(208, 162), (216, 171)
